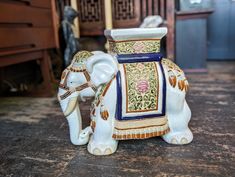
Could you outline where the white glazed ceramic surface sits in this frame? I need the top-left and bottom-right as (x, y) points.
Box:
(58, 28), (193, 155)
(104, 27), (167, 41)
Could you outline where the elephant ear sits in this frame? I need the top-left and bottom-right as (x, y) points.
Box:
(86, 53), (118, 87)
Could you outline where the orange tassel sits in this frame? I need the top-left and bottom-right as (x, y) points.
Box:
(178, 80), (185, 91)
(168, 70), (177, 87)
(184, 84), (189, 92)
(100, 104), (109, 120)
(184, 81), (189, 92)
(90, 120), (96, 132)
(169, 76), (177, 87)
(91, 108), (96, 116)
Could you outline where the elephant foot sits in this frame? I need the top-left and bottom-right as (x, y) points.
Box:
(87, 136), (118, 155)
(162, 128), (193, 145)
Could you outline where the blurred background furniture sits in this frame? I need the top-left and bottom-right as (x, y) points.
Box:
(175, 0), (213, 72)
(76, 0), (175, 59)
(0, 0), (59, 96)
(207, 0), (235, 60)
(1, 0), (233, 96)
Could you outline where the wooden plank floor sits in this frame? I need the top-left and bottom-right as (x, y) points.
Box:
(0, 62), (234, 177)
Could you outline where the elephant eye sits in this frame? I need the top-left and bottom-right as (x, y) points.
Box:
(70, 81), (80, 84)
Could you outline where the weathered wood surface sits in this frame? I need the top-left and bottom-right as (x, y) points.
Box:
(0, 62), (234, 177)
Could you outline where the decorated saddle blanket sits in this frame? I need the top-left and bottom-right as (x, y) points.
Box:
(113, 53), (169, 140)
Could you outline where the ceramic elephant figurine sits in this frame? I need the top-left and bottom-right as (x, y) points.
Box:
(58, 28), (193, 155)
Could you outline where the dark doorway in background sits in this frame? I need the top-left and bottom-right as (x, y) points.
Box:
(207, 0), (235, 60)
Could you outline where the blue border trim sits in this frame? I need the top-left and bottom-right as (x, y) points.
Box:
(159, 62), (166, 115)
(116, 71), (122, 120)
(115, 59), (167, 121)
(117, 53), (163, 63)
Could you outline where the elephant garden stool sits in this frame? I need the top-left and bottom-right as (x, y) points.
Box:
(58, 27), (193, 155)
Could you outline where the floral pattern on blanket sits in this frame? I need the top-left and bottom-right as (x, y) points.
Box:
(123, 62), (159, 112)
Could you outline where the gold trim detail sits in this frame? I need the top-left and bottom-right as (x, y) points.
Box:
(162, 58), (189, 92)
(108, 39), (160, 54)
(70, 51), (93, 70)
(113, 128), (170, 140)
(114, 117), (167, 129)
(113, 116), (169, 140)
(123, 62), (159, 113)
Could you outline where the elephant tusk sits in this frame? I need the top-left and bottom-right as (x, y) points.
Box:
(64, 97), (78, 117)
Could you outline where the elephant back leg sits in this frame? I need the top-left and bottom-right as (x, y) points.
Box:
(161, 59), (193, 144)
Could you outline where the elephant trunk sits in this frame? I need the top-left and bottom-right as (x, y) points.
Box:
(61, 96), (91, 145)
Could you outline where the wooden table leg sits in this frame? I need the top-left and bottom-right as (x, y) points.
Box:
(39, 50), (54, 96)
(166, 0), (175, 61)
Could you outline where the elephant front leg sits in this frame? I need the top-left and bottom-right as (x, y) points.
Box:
(87, 115), (118, 155)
